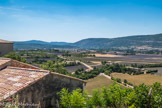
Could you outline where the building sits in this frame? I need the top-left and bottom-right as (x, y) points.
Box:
(0, 39), (13, 57)
(0, 58), (86, 108)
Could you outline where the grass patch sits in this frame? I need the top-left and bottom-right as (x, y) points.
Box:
(85, 75), (114, 94)
(111, 73), (162, 86)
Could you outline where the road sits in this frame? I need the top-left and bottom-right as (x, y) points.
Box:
(78, 61), (93, 70)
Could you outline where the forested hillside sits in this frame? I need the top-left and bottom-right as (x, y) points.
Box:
(74, 33), (162, 49)
(14, 33), (162, 50)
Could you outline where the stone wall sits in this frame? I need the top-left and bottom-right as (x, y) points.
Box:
(0, 43), (13, 56)
(16, 73), (85, 108)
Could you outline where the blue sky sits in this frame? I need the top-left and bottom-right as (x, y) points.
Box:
(0, 0), (162, 42)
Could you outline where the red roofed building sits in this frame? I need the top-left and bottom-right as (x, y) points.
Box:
(0, 58), (86, 108)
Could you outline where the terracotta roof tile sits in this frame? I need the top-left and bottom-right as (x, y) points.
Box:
(0, 66), (49, 100)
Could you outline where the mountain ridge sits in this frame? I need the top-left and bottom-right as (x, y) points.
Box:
(14, 33), (162, 50)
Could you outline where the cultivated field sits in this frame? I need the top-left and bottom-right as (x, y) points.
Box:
(85, 75), (114, 94)
(74, 54), (162, 65)
(111, 73), (162, 86)
(92, 53), (122, 57)
(90, 61), (101, 65)
(65, 65), (88, 73)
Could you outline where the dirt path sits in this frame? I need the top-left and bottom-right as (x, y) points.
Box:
(75, 60), (93, 70)
(80, 61), (93, 70)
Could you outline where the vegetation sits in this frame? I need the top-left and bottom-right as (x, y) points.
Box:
(146, 70), (158, 74)
(63, 53), (95, 58)
(18, 50), (58, 59)
(102, 64), (145, 75)
(32, 58), (47, 64)
(74, 68), (100, 80)
(74, 64), (145, 80)
(62, 52), (71, 57)
(58, 82), (162, 108)
(101, 60), (107, 65)
(74, 33), (162, 49)
(4, 52), (27, 63)
(40, 60), (70, 75)
(131, 63), (162, 68)
(63, 62), (81, 67)
(14, 42), (75, 50)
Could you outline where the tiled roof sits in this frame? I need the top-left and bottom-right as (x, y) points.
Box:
(0, 58), (86, 101)
(0, 58), (11, 66)
(0, 39), (13, 44)
(0, 66), (49, 100)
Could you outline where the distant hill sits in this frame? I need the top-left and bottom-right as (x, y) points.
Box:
(17, 40), (71, 45)
(50, 42), (71, 45)
(14, 41), (74, 50)
(14, 33), (162, 50)
(20, 40), (49, 44)
(74, 33), (162, 49)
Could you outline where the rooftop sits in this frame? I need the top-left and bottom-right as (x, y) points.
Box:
(0, 58), (86, 101)
(0, 58), (11, 66)
(0, 39), (13, 44)
(0, 66), (49, 100)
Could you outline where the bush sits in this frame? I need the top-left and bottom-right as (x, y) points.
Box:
(116, 78), (122, 83)
(146, 70), (158, 74)
(124, 79), (128, 84)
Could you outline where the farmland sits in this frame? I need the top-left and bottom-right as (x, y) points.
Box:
(12, 49), (162, 90)
(111, 73), (162, 86)
(90, 53), (123, 57)
(65, 65), (88, 73)
(85, 75), (114, 94)
(84, 54), (162, 64)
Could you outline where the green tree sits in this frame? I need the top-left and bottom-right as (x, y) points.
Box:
(4, 52), (27, 63)
(58, 83), (162, 108)
(90, 89), (102, 107)
(58, 88), (86, 108)
(101, 61), (107, 65)
(41, 60), (69, 75)
(124, 79), (127, 84)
